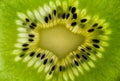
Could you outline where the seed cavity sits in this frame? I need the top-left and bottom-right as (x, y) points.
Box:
(66, 13), (70, 19)
(22, 43), (29, 47)
(22, 48), (29, 51)
(86, 47), (92, 50)
(98, 26), (103, 29)
(71, 7), (76, 14)
(93, 44), (100, 48)
(82, 55), (87, 60)
(29, 25), (35, 29)
(51, 65), (56, 71)
(36, 53), (41, 58)
(29, 34), (35, 38)
(49, 14), (52, 20)
(92, 39), (100, 43)
(43, 59), (48, 65)
(45, 16), (48, 23)
(76, 54), (80, 58)
(25, 18), (30, 22)
(72, 13), (77, 19)
(92, 23), (98, 27)
(80, 19), (87, 23)
(49, 59), (53, 63)
(81, 49), (85, 52)
(20, 54), (25, 57)
(53, 10), (56, 16)
(30, 52), (35, 57)
(28, 39), (34, 42)
(62, 13), (66, 19)
(88, 29), (94, 32)
(69, 6), (72, 11)
(41, 54), (45, 60)
(74, 60), (79, 66)
(31, 22), (37, 27)
(49, 71), (52, 75)
(59, 66), (65, 71)
(71, 22), (77, 26)
(87, 53), (90, 55)
(59, 66), (62, 71)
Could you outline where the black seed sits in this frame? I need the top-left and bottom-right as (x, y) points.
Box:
(71, 63), (74, 67)
(92, 39), (100, 43)
(57, 13), (62, 18)
(80, 19), (87, 23)
(88, 29), (94, 32)
(62, 13), (66, 19)
(93, 44), (100, 48)
(41, 54), (45, 59)
(43, 59), (48, 65)
(30, 52), (35, 57)
(51, 65), (56, 71)
(66, 13), (70, 19)
(49, 59), (53, 63)
(71, 22), (77, 26)
(82, 55), (87, 60)
(59, 66), (65, 71)
(92, 23), (98, 27)
(20, 54), (25, 57)
(53, 10), (56, 16)
(25, 18), (30, 22)
(49, 71), (52, 75)
(86, 47), (92, 50)
(59, 66), (62, 71)
(81, 49), (85, 52)
(36, 53), (41, 58)
(29, 34), (35, 37)
(22, 43), (29, 47)
(69, 6), (72, 10)
(74, 60), (79, 66)
(71, 7), (76, 14)
(49, 14), (52, 20)
(76, 54), (80, 58)
(98, 26), (103, 29)
(44, 16), (48, 23)
(23, 23), (26, 25)
(87, 53), (90, 55)
(29, 25), (35, 29)
(72, 13), (77, 19)
(28, 39), (34, 42)
(22, 48), (29, 51)
(81, 60), (83, 63)
(31, 23), (36, 27)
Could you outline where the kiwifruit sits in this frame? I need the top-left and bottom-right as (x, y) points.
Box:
(0, 0), (120, 81)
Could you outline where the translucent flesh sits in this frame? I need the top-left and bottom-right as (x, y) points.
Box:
(0, 0), (120, 81)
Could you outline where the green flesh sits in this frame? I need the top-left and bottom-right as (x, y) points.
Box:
(0, 0), (120, 81)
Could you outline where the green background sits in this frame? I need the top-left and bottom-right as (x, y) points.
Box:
(0, 0), (120, 81)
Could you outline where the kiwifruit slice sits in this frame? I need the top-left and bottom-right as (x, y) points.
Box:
(0, 0), (120, 81)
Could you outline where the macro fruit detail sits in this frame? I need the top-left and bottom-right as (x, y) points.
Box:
(12, 0), (111, 81)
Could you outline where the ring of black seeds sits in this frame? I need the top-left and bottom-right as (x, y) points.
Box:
(14, 0), (110, 81)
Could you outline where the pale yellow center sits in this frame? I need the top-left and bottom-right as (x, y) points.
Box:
(39, 25), (85, 58)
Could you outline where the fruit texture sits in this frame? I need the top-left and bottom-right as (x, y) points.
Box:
(0, 0), (120, 81)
